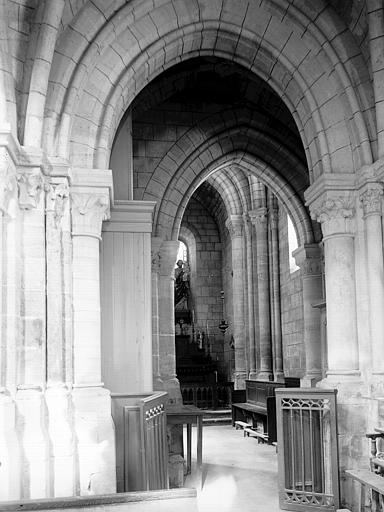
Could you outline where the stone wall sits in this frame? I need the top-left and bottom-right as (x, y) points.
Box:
(279, 211), (304, 378)
(180, 198), (226, 378)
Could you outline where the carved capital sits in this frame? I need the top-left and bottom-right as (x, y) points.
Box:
(360, 185), (383, 217)
(158, 240), (179, 278)
(151, 249), (161, 274)
(248, 207), (268, 228)
(225, 215), (243, 238)
(71, 191), (110, 239)
(17, 170), (44, 210)
(293, 244), (322, 276)
(46, 182), (69, 225)
(309, 192), (356, 238)
(0, 153), (16, 215)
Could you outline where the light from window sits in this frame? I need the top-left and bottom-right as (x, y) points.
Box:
(287, 215), (299, 273)
(175, 240), (188, 267)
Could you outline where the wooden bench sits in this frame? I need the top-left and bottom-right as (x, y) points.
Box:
(345, 430), (384, 511)
(234, 420), (252, 436)
(243, 426), (268, 443)
(231, 379), (300, 444)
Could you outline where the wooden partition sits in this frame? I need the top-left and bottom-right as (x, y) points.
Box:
(276, 388), (340, 511)
(111, 392), (169, 492)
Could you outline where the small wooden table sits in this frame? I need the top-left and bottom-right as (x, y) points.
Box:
(166, 404), (204, 489)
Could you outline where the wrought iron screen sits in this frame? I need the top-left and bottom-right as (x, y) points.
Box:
(276, 389), (340, 511)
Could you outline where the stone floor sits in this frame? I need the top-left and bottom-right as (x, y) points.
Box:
(184, 424), (280, 512)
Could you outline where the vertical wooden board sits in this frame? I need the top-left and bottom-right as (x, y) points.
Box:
(100, 232), (115, 390)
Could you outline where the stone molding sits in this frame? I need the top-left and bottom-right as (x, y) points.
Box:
(102, 200), (156, 233)
(71, 191), (110, 239)
(248, 207), (268, 227)
(293, 244), (322, 276)
(225, 214), (243, 238)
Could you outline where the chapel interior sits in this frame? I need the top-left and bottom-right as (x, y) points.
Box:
(0, 1), (384, 511)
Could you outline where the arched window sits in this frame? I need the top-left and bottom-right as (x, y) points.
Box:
(175, 240), (188, 267)
(287, 214), (299, 273)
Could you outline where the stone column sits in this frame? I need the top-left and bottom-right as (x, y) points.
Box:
(17, 163), (50, 499)
(226, 215), (246, 389)
(158, 240), (182, 403)
(269, 196), (284, 382)
(293, 244), (323, 386)
(309, 193), (360, 379)
(249, 208), (273, 381)
(45, 173), (75, 498)
(360, 183), (384, 375)
(243, 213), (256, 379)
(70, 169), (116, 496)
(0, 138), (20, 500)
(151, 237), (164, 391)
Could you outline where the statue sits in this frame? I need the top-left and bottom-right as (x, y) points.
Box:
(174, 259), (190, 308)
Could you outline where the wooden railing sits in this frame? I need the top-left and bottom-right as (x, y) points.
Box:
(111, 391), (169, 492)
(181, 382), (232, 409)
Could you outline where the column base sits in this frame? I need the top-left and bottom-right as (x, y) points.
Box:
(317, 378), (368, 510)
(256, 371), (273, 381)
(153, 375), (165, 391)
(72, 386), (116, 496)
(16, 387), (50, 499)
(162, 377), (182, 405)
(300, 372), (322, 388)
(274, 372), (285, 383)
(321, 370), (361, 387)
(0, 392), (21, 500)
(45, 386), (75, 498)
(233, 371), (247, 390)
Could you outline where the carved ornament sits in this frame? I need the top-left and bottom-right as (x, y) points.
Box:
(360, 185), (383, 217)
(46, 183), (69, 225)
(17, 171), (44, 210)
(71, 192), (110, 239)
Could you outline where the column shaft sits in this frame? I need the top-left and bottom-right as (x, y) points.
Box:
(158, 240), (182, 403)
(70, 170), (116, 496)
(294, 245), (323, 386)
(360, 186), (384, 374)
(244, 215), (256, 377)
(250, 208), (272, 381)
(226, 215), (246, 389)
(324, 234), (359, 374)
(269, 199), (284, 381)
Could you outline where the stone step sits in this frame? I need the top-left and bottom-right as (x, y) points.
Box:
(201, 409), (232, 426)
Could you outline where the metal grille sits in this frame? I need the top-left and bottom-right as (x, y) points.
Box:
(276, 389), (339, 511)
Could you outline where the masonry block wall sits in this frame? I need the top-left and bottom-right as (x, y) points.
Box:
(180, 197), (226, 378)
(279, 211), (305, 378)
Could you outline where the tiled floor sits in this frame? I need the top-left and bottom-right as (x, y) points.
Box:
(184, 424), (281, 512)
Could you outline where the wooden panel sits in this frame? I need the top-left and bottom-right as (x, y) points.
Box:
(100, 230), (152, 394)
(112, 392), (168, 493)
(276, 389), (340, 511)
